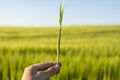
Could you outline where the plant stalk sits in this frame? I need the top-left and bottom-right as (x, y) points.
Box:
(57, 24), (62, 64)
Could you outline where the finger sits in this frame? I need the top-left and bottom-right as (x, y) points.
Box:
(44, 64), (61, 78)
(32, 62), (57, 71)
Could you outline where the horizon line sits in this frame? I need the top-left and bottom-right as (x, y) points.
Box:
(0, 24), (120, 28)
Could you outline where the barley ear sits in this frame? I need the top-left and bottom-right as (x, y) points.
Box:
(59, 2), (64, 26)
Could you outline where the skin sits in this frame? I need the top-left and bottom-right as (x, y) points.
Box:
(22, 62), (61, 80)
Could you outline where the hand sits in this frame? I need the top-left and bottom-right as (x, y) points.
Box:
(22, 62), (61, 80)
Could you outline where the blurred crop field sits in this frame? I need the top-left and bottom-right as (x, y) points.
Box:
(0, 25), (120, 80)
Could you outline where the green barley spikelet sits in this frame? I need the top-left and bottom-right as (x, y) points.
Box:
(59, 2), (64, 26)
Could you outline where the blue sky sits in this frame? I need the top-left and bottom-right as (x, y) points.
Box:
(0, 0), (120, 27)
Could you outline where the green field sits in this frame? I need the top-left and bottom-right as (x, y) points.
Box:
(0, 26), (120, 80)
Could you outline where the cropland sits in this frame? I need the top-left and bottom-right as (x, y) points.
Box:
(0, 25), (120, 80)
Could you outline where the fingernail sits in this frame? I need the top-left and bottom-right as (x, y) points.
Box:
(55, 65), (60, 73)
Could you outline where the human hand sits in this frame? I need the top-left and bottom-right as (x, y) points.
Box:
(22, 62), (61, 80)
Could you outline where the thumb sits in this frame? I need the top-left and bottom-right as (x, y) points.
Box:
(44, 64), (60, 78)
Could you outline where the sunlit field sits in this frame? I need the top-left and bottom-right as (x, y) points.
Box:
(0, 25), (120, 80)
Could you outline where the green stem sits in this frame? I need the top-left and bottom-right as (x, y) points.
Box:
(57, 24), (62, 64)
